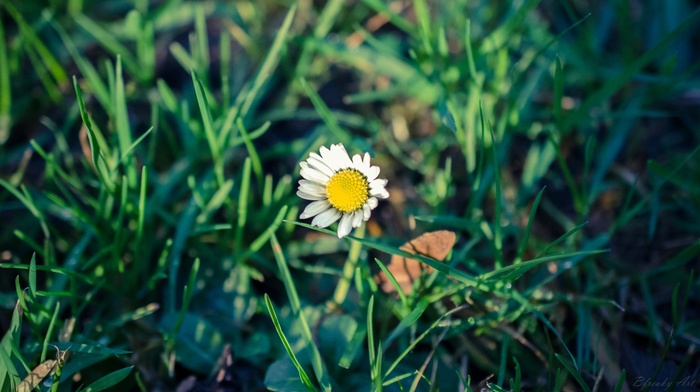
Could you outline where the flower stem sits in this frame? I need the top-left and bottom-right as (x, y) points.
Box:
(331, 223), (365, 307)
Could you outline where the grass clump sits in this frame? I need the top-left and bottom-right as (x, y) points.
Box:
(1, 1), (699, 391)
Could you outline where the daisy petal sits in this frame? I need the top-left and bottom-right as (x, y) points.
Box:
(312, 208), (341, 228)
(367, 197), (378, 209)
(363, 204), (371, 221)
(352, 210), (364, 227)
(298, 182), (326, 196)
(370, 187), (389, 199)
(366, 166), (380, 182)
(362, 153), (371, 171)
(352, 154), (364, 170)
(307, 156), (335, 177)
(300, 200), (330, 219)
(369, 178), (387, 189)
(337, 213), (354, 238)
(300, 163), (330, 183)
(297, 190), (325, 201)
(331, 144), (353, 169)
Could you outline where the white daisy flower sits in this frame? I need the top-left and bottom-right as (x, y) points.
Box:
(297, 143), (389, 238)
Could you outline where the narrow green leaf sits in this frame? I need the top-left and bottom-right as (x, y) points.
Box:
(384, 299), (429, 348)
(236, 119), (264, 184)
(269, 234), (330, 390)
(373, 259), (407, 308)
(554, 354), (591, 392)
(192, 70), (222, 184)
(51, 15), (110, 110)
(174, 258), (200, 335)
(83, 366), (133, 392)
(234, 158), (251, 250)
(0, 16), (11, 138)
(613, 369), (626, 392)
(263, 294), (316, 390)
(237, 5), (296, 119)
(136, 166), (147, 244)
(299, 78), (352, 145)
(0, 179), (50, 238)
(41, 304), (60, 363)
(384, 304), (467, 380)
(28, 254), (37, 298)
(73, 13), (138, 73)
(514, 187), (546, 263)
(553, 56), (563, 126)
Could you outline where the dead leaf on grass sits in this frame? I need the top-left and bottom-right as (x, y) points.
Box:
(375, 230), (456, 295)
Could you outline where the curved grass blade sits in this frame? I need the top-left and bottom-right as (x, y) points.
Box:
(83, 365), (133, 392)
(263, 294), (316, 391)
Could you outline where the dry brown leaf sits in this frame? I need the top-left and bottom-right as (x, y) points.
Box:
(376, 230), (456, 294)
(16, 360), (57, 392)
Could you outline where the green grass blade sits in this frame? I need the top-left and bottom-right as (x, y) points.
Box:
(194, 5), (210, 78)
(136, 166), (147, 245)
(510, 357), (522, 392)
(480, 0), (542, 53)
(83, 366), (133, 392)
(167, 197), (199, 314)
(482, 250), (607, 282)
(299, 78), (352, 145)
(114, 56), (137, 188)
(73, 13), (139, 74)
(197, 179), (233, 224)
(0, 179), (50, 239)
(613, 369), (626, 392)
(5, 4), (68, 85)
(373, 258), (407, 308)
(270, 233), (330, 390)
(514, 186), (546, 264)
(367, 295), (378, 387)
(490, 124), (503, 269)
(118, 127), (153, 164)
(52, 18), (111, 113)
(28, 254), (37, 298)
(234, 157), (251, 250)
(383, 304), (467, 381)
(535, 222), (588, 258)
(40, 303), (60, 363)
(235, 118), (264, 184)
(245, 205), (288, 255)
(553, 56), (563, 127)
(383, 299), (429, 348)
(192, 70), (222, 184)
(554, 354), (591, 392)
(263, 294), (316, 390)
(173, 258), (200, 334)
(237, 5), (296, 120)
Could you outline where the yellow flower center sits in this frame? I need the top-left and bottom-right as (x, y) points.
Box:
(325, 169), (369, 213)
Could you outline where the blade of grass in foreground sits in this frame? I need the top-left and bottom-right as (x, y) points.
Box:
(555, 354), (591, 392)
(263, 294), (316, 391)
(192, 70), (223, 185)
(270, 234), (330, 391)
(383, 304), (468, 384)
(83, 366), (133, 392)
(514, 186), (546, 264)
